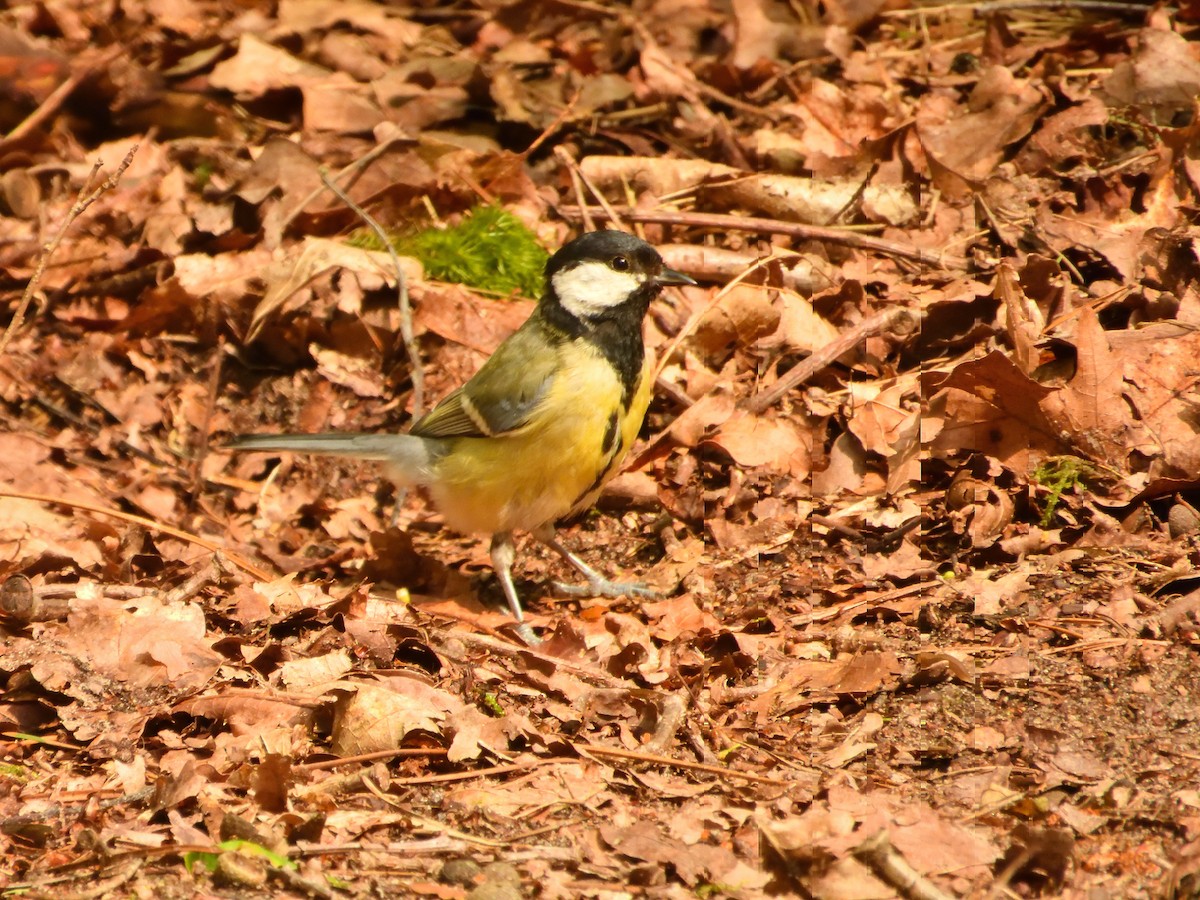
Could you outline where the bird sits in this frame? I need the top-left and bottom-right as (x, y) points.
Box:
(227, 230), (696, 639)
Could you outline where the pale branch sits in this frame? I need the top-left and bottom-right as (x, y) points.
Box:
(0, 145), (138, 359)
(744, 306), (921, 415)
(318, 167), (426, 421)
(559, 205), (971, 270)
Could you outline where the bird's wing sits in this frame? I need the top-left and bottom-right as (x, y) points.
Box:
(411, 325), (559, 439)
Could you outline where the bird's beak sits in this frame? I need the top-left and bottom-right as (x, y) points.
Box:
(655, 266), (697, 287)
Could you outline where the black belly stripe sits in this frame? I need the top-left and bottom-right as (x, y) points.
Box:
(601, 409), (620, 456)
(566, 409), (626, 514)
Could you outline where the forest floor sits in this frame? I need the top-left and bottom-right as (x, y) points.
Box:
(3, 1), (1200, 897)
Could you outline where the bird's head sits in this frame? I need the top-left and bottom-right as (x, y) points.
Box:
(545, 230), (695, 322)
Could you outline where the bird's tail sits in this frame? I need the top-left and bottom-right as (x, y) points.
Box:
(224, 432), (434, 485)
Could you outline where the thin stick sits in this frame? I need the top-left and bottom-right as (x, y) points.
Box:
(16, 377), (185, 472)
(621, 252), (797, 471)
(387, 759), (564, 786)
(318, 168), (425, 420)
(0, 786), (154, 831)
(1, 48), (122, 147)
(275, 138), (401, 238)
(560, 205), (970, 270)
(0, 146), (138, 358)
(787, 581), (933, 626)
(743, 306), (920, 414)
(555, 149), (627, 232)
(881, 0), (1158, 15)
(361, 775), (508, 847)
(520, 89), (580, 160)
(5, 843), (235, 888)
(576, 743), (788, 785)
(653, 251), (793, 382)
(0, 489), (272, 581)
(162, 554), (229, 604)
(851, 830), (955, 900)
(0, 580), (155, 623)
(440, 630), (628, 689)
(564, 154), (595, 232)
(293, 747), (448, 773)
(189, 335), (224, 504)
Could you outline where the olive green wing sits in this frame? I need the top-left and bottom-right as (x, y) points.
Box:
(411, 324), (560, 439)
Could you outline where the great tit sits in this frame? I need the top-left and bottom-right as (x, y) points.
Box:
(227, 230), (695, 636)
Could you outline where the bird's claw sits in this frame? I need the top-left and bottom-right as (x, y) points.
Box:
(513, 622), (543, 646)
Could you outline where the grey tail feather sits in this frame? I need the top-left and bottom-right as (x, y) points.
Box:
(224, 432), (433, 484)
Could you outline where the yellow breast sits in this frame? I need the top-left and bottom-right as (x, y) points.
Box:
(425, 343), (653, 536)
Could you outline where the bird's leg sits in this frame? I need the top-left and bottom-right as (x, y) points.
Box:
(489, 532), (540, 645)
(489, 532), (523, 621)
(533, 525), (660, 600)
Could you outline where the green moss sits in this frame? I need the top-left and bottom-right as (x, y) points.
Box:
(0, 762), (30, 780)
(356, 206), (548, 299)
(480, 690), (505, 716)
(184, 839), (297, 875)
(192, 160), (215, 189)
(1032, 456), (1095, 526)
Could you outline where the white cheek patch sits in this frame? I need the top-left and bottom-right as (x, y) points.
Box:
(551, 262), (644, 318)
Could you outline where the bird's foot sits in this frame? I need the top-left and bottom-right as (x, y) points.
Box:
(553, 575), (661, 600)
(513, 622), (543, 646)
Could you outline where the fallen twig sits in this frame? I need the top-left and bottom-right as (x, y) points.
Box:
(294, 758), (569, 801)
(744, 306), (920, 414)
(20, 377), (186, 473)
(20, 859), (144, 900)
(293, 747), (448, 773)
(653, 250), (794, 382)
(563, 148), (596, 232)
(361, 775), (509, 847)
(0, 145), (138, 358)
(0, 786), (154, 832)
(163, 554), (230, 604)
(189, 337), (225, 504)
(439, 629), (629, 689)
(276, 138), (401, 237)
(621, 250), (820, 470)
(556, 148), (627, 232)
(1, 48), (121, 148)
(881, 0), (1159, 15)
(576, 743), (788, 785)
(0, 490), (271, 581)
(851, 830), (955, 900)
(0, 575), (153, 622)
(788, 581), (936, 627)
(560, 205), (971, 270)
(318, 168), (425, 420)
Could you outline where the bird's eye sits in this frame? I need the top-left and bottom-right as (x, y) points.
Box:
(611, 256), (629, 271)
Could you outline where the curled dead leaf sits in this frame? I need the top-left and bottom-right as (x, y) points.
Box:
(1169, 499), (1200, 538)
(690, 284), (781, 362)
(0, 168), (39, 218)
(209, 33), (330, 97)
(703, 410), (813, 477)
(945, 471), (1014, 549)
(667, 390), (737, 448)
(248, 237), (422, 342)
(330, 677), (459, 756)
(912, 651), (974, 685)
